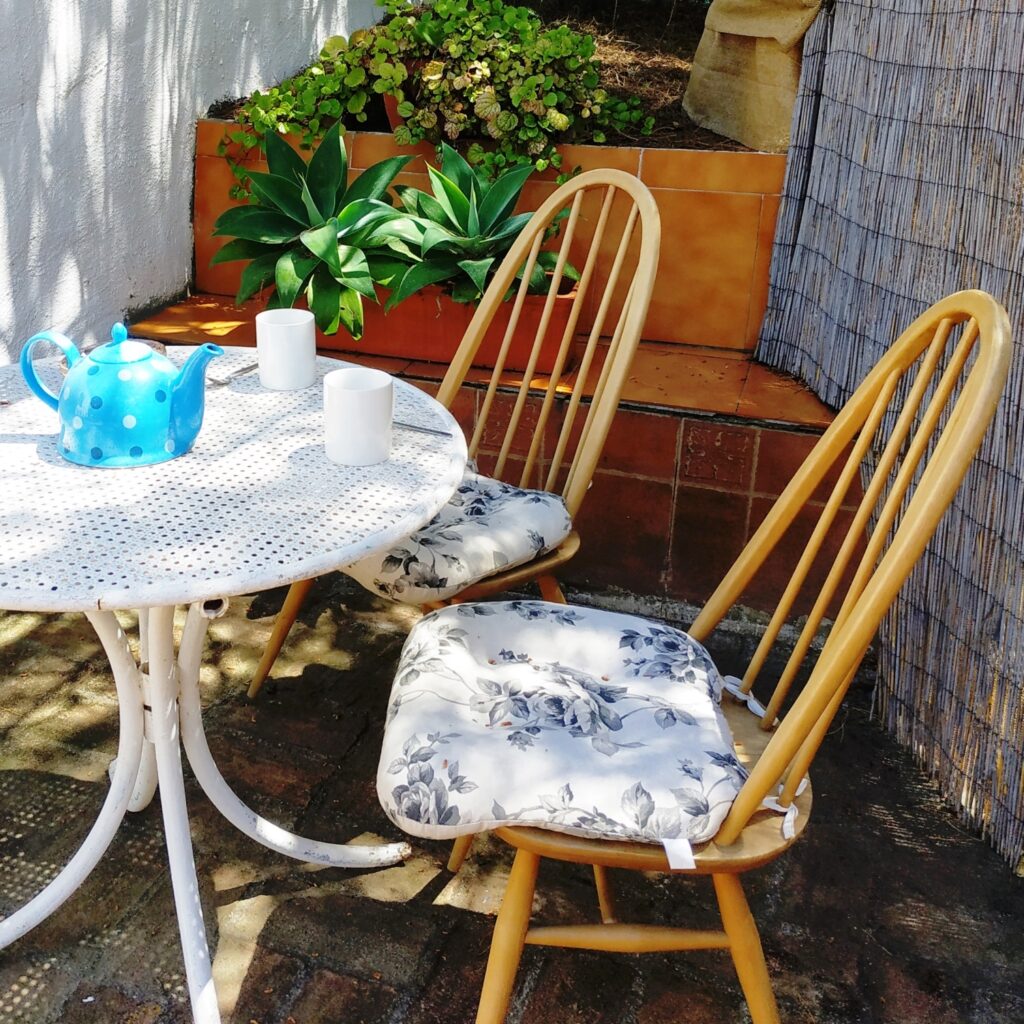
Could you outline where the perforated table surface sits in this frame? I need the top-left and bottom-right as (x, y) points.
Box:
(0, 347), (468, 611)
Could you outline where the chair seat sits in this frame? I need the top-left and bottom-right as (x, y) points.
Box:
(377, 601), (751, 846)
(345, 469), (573, 604)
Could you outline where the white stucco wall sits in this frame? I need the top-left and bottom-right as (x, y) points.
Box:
(0, 0), (378, 363)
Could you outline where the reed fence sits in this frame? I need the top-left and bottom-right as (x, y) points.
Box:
(758, 0), (1024, 868)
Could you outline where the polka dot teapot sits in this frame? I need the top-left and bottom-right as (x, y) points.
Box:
(19, 323), (224, 467)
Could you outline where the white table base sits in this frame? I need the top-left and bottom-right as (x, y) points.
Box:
(0, 601), (411, 1024)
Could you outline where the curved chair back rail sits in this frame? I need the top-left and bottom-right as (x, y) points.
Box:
(687, 290), (1011, 844)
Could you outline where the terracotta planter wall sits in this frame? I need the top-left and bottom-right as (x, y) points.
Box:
(194, 119), (786, 353)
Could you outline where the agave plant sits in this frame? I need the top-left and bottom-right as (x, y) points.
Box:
(211, 121), (422, 338)
(385, 143), (574, 310)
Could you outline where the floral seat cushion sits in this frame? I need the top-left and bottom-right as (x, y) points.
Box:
(377, 601), (748, 846)
(344, 468), (573, 604)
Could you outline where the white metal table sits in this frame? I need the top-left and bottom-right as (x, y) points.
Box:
(0, 347), (467, 1022)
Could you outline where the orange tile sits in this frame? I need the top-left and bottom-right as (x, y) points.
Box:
(744, 195), (782, 346)
(350, 131), (435, 173)
(670, 484), (749, 603)
(642, 189), (762, 348)
(534, 143), (641, 181)
(197, 118), (233, 158)
(639, 148), (786, 194)
(194, 157), (249, 296)
(596, 408), (680, 480)
(737, 362), (835, 429)
(132, 297), (259, 347)
(565, 341), (750, 413)
(679, 420), (758, 492)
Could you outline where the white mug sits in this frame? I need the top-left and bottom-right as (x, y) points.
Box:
(323, 367), (394, 466)
(255, 309), (317, 390)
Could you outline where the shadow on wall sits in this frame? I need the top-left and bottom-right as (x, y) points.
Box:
(0, 0), (379, 364)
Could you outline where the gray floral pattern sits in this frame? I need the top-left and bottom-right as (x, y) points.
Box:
(344, 469), (572, 603)
(378, 601), (748, 845)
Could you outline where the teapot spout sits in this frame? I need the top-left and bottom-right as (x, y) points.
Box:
(169, 343), (224, 452)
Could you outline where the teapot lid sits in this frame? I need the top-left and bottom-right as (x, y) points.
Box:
(90, 323), (155, 365)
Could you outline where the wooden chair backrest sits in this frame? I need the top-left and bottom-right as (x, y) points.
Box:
(685, 291), (1012, 844)
(436, 169), (661, 517)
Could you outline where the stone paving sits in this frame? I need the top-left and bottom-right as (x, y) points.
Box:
(1, 576), (1022, 1024)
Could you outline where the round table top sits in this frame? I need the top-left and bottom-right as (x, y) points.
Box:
(0, 347), (467, 612)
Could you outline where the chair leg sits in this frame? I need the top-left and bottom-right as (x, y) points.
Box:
(448, 834), (475, 873)
(247, 577), (317, 699)
(712, 874), (780, 1024)
(592, 864), (618, 923)
(537, 574), (566, 603)
(476, 848), (540, 1024)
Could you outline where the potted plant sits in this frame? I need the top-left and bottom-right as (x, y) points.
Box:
(222, 0), (653, 185)
(210, 121), (422, 338)
(210, 127), (577, 370)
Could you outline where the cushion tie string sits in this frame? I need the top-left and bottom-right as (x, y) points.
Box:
(721, 674), (768, 718)
(760, 777), (809, 840)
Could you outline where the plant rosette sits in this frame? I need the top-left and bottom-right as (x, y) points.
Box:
(209, 122), (424, 339)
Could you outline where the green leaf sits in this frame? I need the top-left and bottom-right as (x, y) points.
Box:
(300, 175), (327, 226)
(420, 222), (459, 256)
(485, 211), (534, 249)
(263, 129), (306, 184)
(394, 185), (451, 227)
(213, 206), (301, 244)
(334, 245), (376, 299)
(385, 259), (461, 310)
(306, 267), (342, 334)
(210, 238), (283, 265)
(236, 252), (280, 304)
(275, 251), (318, 307)
(343, 156), (413, 207)
(440, 142), (480, 203)
(365, 254), (414, 288)
(451, 277), (481, 304)
(301, 220), (344, 276)
(426, 165), (471, 233)
(456, 258), (495, 295)
(245, 171), (309, 225)
(537, 249), (581, 282)
(338, 286), (365, 340)
(306, 120), (347, 222)
(477, 163), (534, 234)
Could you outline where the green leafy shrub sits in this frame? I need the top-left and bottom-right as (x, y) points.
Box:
(224, 0), (653, 184)
(210, 122), (423, 338)
(386, 143), (578, 307)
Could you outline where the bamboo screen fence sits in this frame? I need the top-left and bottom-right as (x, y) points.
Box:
(758, 1), (1024, 867)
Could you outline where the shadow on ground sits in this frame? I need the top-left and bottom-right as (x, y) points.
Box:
(0, 576), (1021, 1023)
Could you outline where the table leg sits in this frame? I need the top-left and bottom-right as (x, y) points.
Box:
(177, 601), (411, 869)
(147, 605), (221, 1024)
(0, 611), (144, 948)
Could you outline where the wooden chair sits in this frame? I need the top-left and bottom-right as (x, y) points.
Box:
(375, 290), (1011, 1023)
(248, 168), (661, 697)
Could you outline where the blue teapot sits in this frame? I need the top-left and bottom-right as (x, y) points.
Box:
(20, 323), (224, 467)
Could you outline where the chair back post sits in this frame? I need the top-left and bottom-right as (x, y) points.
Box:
(436, 169), (660, 516)
(709, 291), (1011, 846)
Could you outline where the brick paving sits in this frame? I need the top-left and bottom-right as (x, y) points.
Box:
(1, 575), (1022, 1024)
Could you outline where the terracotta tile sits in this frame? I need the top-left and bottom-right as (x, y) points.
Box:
(643, 189), (762, 348)
(350, 131), (435, 173)
(680, 420), (758, 492)
(595, 408), (680, 479)
(670, 485), (749, 603)
(639, 148), (787, 194)
(194, 156), (248, 296)
(472, 452), (545, 489)
(597, 343), (749, 414)
(745, 194), (782, 346)
(196, 118), (233, 158)
(131, 297), (259, 346)
(752, 427), (864, 510)
(533, 143), (641, 181)
(743, 498), (864, 617)
(568, 474), (672, 593)
(737, 362), (835, 429)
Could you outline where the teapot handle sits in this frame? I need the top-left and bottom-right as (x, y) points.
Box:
(19, 331), (81, 411)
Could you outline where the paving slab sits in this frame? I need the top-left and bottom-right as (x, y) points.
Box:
(1, 575), (1022, 1024)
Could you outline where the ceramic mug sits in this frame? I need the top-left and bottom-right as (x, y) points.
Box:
(323, 367), (394, 466)
(255, 309), (316, 390)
